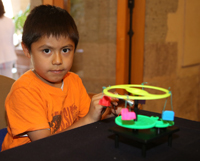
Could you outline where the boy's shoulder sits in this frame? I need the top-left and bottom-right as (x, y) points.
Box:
(12, 70), (39, 90)
(64, 72), (82, 82)
(63, 72), (84, 89)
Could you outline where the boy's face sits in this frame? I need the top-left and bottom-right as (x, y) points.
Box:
(22, 35), (75, 88)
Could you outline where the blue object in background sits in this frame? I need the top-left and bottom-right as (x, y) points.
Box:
(0, 128), (7, 151)
(162, 110), (175, 121)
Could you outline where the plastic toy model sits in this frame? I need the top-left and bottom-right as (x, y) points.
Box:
(102, 84), (175, 129)
(102, 84), (178, 157)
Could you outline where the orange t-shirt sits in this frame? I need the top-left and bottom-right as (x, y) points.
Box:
(1, 70), (91, 151)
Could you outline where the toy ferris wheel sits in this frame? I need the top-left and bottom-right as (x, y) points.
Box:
(102, 84), (175, 129)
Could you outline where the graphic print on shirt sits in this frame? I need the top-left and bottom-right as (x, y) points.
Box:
(49, 104), (78, 134)
(49, 115), (61, 133)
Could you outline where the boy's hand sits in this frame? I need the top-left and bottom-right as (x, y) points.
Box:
(101, 98), (135, 119)
(87, 93), (119, 122)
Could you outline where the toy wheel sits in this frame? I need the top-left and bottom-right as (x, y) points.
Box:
(103, 84), (171, 100)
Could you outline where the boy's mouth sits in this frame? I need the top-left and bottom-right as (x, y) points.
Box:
(50, 70), (64, 74)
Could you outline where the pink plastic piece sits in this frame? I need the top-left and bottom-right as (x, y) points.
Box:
(121, 108), (136, 120)
(99, 96), (112, 106)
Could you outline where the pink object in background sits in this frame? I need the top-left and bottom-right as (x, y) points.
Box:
(121, 108), (136, 120)
(99, 96), (112, 106)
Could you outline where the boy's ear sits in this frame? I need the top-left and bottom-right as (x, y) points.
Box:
(21, 42), (31, 58)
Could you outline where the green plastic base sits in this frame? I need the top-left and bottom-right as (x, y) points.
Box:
(115, 115), (171, 129)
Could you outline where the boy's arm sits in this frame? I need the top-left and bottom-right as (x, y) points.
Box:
(27, 93), (105, 140)
(27, 129), (51, 141)
(65, 93), (119, 131)
(27, 93), (119, 141)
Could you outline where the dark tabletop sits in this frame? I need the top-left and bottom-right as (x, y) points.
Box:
(0, 110), (200, 161)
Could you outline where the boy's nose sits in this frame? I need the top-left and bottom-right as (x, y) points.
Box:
(52, 53), (62, 65)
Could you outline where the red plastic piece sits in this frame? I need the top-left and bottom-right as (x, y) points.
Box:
(99, 96), (112, 106)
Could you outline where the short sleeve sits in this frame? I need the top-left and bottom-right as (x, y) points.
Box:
(77, 77), (91, 118)
(6, 87), (50, 136)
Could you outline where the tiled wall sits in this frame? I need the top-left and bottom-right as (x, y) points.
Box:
(70, 0), (117, 93)
(143, 0), (200, 121)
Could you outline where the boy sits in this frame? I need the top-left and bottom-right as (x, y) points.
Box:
(1, 5), (118, 151)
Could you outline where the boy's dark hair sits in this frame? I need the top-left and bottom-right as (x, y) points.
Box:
(22, 5), (79, 52)
(0, 0), (5, 18)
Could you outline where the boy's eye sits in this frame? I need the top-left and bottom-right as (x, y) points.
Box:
(62, 48), (70, 53)
(43, 49), (51, 54)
